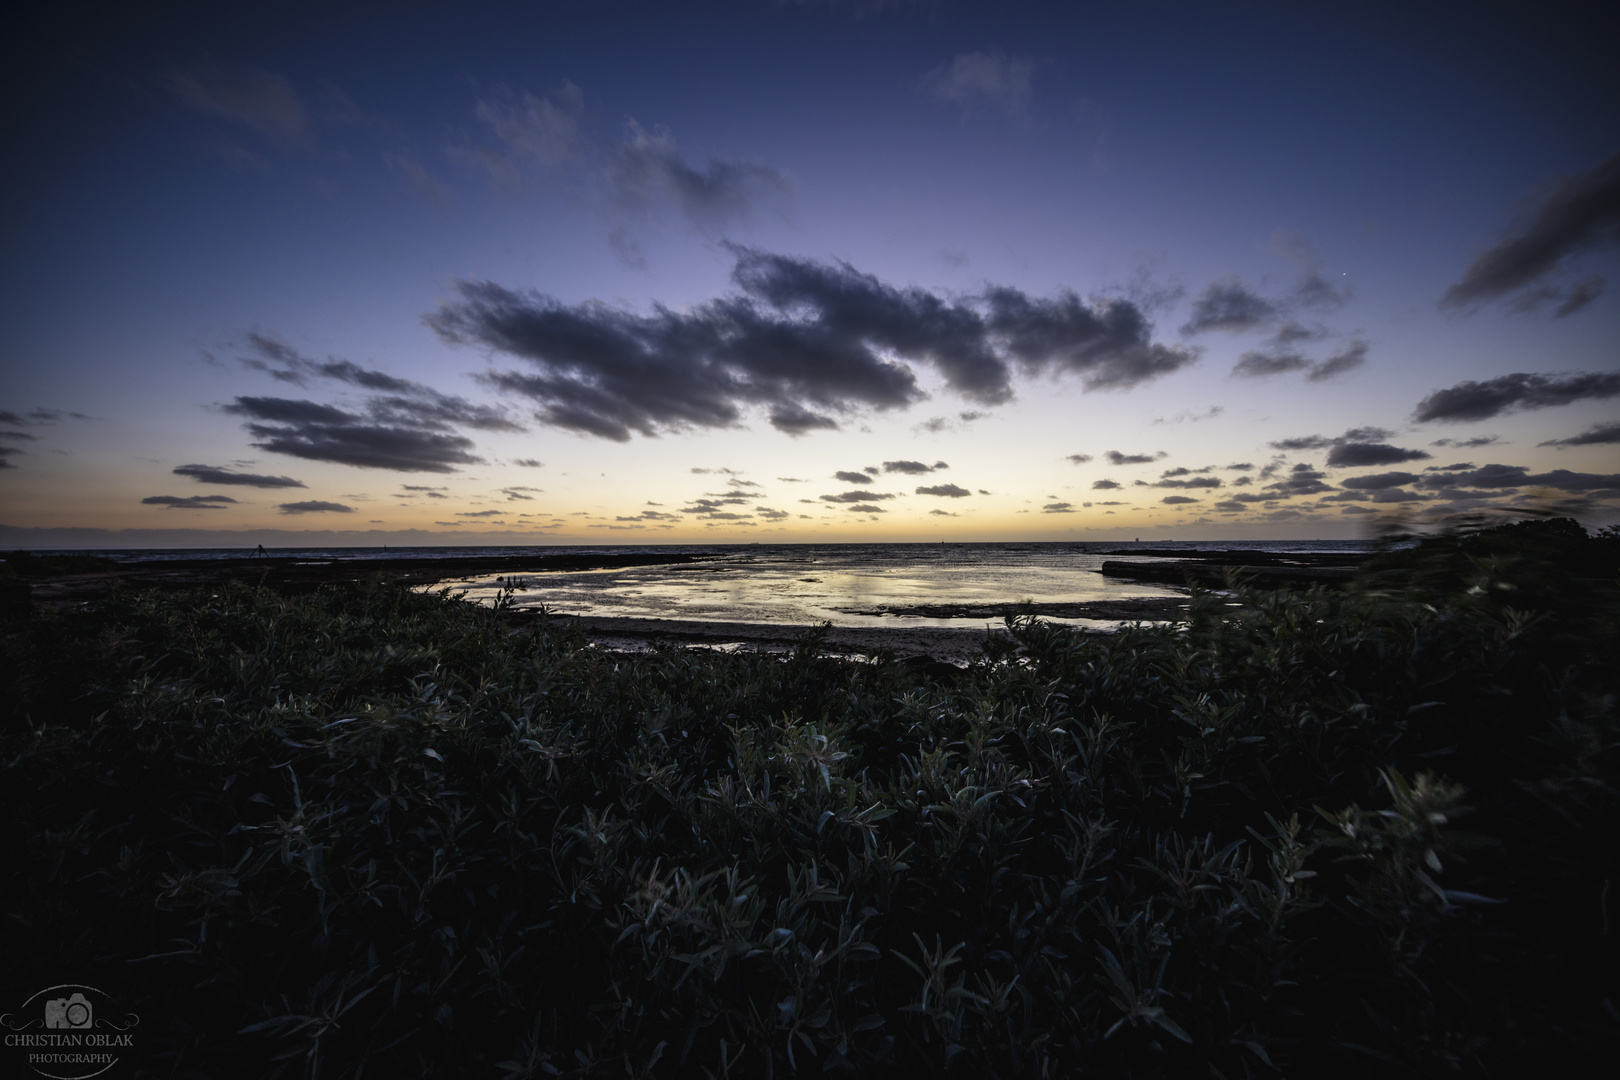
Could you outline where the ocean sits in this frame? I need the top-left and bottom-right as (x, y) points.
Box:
(61, 540), (1376, 631)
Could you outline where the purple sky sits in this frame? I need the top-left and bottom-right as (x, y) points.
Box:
(2, 0), (1617, 545)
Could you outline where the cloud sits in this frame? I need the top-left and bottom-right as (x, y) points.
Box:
(239, 334), (521, 431)
(610, 121), (794, 236)
(1540, 422), (1620, 447)
(1232, 348), (1309, 378)
(1306, 340), (1369, 381)
(1042, 501), (1075, 513)
(278, 500), (355, 514)
(173, 463), (305, 489)
(915, 483), (970, 497)
(226, 396), (485, 473)
(883, 459), (947, 474)
(834, 470), (874, 484)
(1264, 463), (1333, 496)
(1181, 278), (1278, 334)
(457, 510), (503, 517)
(513, 458), (544, 467)
(142, 495), (237, 509)
(928, 509), (957, 517)
(1326, 442), (1431, 467)
(820, 490), (896, 503)
(168, 62), (307, 144)
(1233, 338), (1367, 381)
(1153, 476), (1222, 489)
(428, 248), (1193, 441)
(1430, 435), (1500, 448)
(1414, 372), (1620, 423)
(1340, 471), (1422, 490)
(921, 50), (1035, 119)
(470, 83), (583, 177)
(1161, 495), (1200, 504)
(1152, 406), (1224, 425)
(1065, 454), (1093, 464)
(1417, 464), (1620, 492)
(1104, 450), (1164, 465)
(1440, 150), (1620, 311)
(1092, 479), (1121, 490)
(845, 505), (886, 514)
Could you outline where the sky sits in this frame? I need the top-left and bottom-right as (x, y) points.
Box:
(2, 0), (1618, 546)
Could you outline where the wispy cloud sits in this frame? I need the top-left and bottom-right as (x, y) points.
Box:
(1441, 150), (1620, 314)
(921, 50), (1036, 120)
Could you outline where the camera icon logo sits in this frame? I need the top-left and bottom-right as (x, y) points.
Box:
(44, 992), (93, 1029)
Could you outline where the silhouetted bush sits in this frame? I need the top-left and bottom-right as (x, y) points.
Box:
(3, 525), (1616, 1077)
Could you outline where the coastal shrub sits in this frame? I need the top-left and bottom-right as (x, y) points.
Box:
(2, 537), (1615, 1077)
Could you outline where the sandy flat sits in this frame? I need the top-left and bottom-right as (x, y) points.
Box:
(520, 611), (1168, 666)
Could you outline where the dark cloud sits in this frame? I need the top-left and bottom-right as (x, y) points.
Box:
(278, 500), (355, 514)
(1, 408), (90, 426)
(756, 507), (790, 521)
(1306, 340), (1369, 381)
(1042, 501), (1075, 513)
(1104, 449), (1164, 465)
(1540, 422), (1620, 447)
(513, 458), (545, 467)
(768, 402), (840, 435)
(1161, 495), (1200, 504)
(427, 248), (1193, 441)
(1340, 471), (1422, 490)
(1419, 464), (1620, 491)
(1413, 371), (1620, 422)
(916, 483), (970, 498)
(1430, 435), (1501, 448)
(173, 463), (306, 489)
(1154, 476), (1222, 489)
(1264, 463), (1333, 496)
(882, 459), (947, 474)
(226, 396), (486, 473)
(1440, 150), (1620, 311)
(834, 470), (874, 484)
(1326, 442), (1432, 467)
(820, 490), (896, 504)
(1233, 338), (1366, 381)
(0, 431), (36, 441)
(1233, 348), (1309, 378)
(928, 509), (957, 517)
(239, 334), (522, 432)
(1092, 479), (1121, 490)
(142, 495), (237, 509)
(1065, 454), (1093, 464)
(845, 505), (885, 514)
(457, 510), (503, 517)
(1181, 278), (1277, 334)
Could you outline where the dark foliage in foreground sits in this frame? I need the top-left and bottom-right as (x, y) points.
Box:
(3, 526), (1617, 1077)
